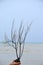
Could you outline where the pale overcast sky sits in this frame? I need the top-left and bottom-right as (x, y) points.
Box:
(0, 0), (43, 43)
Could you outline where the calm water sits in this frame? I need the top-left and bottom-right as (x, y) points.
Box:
(0, 44), (43, 65)
(0, 53), (43, 65)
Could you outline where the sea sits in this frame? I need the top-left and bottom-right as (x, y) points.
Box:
(0, 43), (43, 65)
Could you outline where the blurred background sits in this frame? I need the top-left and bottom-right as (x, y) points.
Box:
(0, 0), (43, 43)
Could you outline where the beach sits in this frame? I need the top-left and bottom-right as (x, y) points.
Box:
(0, 43), (43, 65)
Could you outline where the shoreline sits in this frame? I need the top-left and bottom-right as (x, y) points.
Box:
(0, 43), (43, 53)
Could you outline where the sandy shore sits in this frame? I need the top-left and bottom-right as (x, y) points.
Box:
(0, 43), (43, 65)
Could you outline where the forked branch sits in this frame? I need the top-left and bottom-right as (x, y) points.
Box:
(3, 20), (32, 61)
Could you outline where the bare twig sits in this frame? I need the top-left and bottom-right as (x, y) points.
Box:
(20, 22), (32, 59)
(3, 20), (32, 61)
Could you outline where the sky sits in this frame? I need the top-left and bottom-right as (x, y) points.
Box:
(0, 0), (43, 43)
